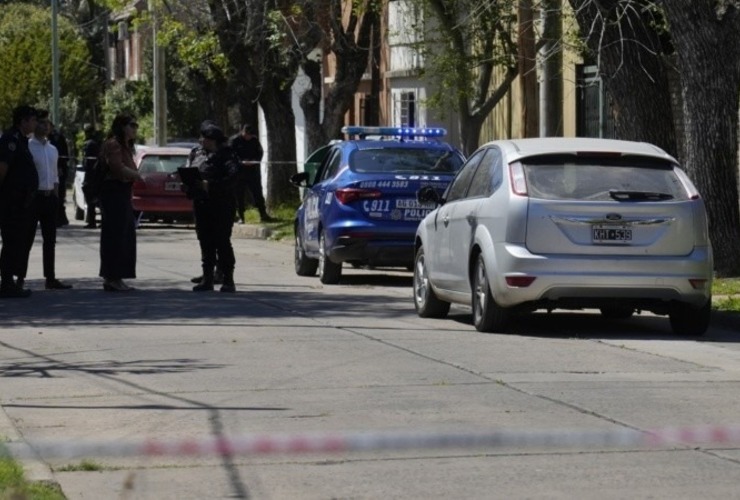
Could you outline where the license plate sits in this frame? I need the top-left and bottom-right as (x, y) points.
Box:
(592, 224), (632, 243)
(164, 181), (181, 191)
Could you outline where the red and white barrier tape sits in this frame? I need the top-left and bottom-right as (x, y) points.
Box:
(3, 426), (740, 460)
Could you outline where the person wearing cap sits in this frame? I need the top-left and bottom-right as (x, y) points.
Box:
(184, 121), (239, 292)
(81, 123), (101, 228)
(98, 113), (143, 292)
(229, 123), (275, 222)
(0, 105), (39, 298)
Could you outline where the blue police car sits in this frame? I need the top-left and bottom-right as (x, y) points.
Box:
(290, 126), (465, 284)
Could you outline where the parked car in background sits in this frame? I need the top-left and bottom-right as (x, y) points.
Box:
(413, 137), (713, 335)
(132, 146), (193, 223)
(291, 126), (465, 284)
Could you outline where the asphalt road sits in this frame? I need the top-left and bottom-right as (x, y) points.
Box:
(2, 213), (740, 499)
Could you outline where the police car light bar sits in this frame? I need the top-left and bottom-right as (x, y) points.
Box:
(341, 126), (447, 138)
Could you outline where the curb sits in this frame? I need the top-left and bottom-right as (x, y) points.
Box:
(0, 403), (56, 486)
(231, 222), (272, 240)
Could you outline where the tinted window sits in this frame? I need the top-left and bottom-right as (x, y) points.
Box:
(349, 147), (463, 174)
(466, 149), (498, 199)
(523, 155), (689, 201)
(446, 149), (486, 202)
(318, 149), (342, 183)
(138, 155), (188, 174)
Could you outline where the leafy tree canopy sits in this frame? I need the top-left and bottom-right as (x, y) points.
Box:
(0, 2), (97, 128)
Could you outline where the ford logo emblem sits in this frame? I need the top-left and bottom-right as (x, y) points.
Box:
(606, 213), (622, 221)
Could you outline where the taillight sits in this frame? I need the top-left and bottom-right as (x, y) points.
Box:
(506, 276), (536, 287)
(509, 162), (528, 196)
(335, 188), (382, 204)
(133, 179), (146, 190)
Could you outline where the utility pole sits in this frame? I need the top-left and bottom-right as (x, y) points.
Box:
(150, 0), (167, 145)
(51, 0), (60, 125)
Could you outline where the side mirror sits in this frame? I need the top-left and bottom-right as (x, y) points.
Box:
(290, 171), (310, 188)
(417, 185), (443, 205)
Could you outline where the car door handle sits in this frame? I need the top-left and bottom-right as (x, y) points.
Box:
(443, 215), (449, 227)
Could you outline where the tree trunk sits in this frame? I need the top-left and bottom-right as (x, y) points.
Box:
(460, 113), (485, 157)
(518, 0), (538, 137)
(568, 0), (676, 156)
(658, 0), (740, 276)
(260, 86), (299, 208)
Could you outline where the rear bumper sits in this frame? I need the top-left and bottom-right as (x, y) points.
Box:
(327, 229), (416, 267)
(132, 196), (192, 214)
(490, 243), (713, 309)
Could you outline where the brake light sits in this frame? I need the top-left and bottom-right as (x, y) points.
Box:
(133, 179), (146, 190)
(509, 162), (528, 196)
(335, 188), (382, 204)
(506, 276), (536, 287)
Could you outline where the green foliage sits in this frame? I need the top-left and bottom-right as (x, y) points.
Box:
(0, 2), (96, 129)
(713, 278), (740, 296)
(101, 80), (153, 142)
(0, 457), (65, 499)
(404, 0), (518, 113)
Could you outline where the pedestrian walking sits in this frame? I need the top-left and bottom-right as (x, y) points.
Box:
(24, 109), (73, 290)
(184, 122), (239, 292)
(0, 105), (39, 298)
(81, 123), (100, 228)
(98, 114), (142, 292)
(229, 123), (275, 223)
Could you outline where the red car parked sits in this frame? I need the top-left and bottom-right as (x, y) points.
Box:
(132, 146), (193, 223)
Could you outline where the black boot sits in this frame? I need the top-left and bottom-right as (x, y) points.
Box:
(193, 268), (214, 292)
(220, 271), (236, 293)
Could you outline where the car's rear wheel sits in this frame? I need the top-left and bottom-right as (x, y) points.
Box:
(472, 254), (509, 333)
(294, 230), (318, 276)
(318, 230), (342, 284)
(600, 306), (634, 320)
(669, 299), (711, 336)
(413, 246), (450, 318)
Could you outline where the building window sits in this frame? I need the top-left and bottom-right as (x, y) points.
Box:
(576, 65), (615, 138)
(394, 91), (416, 127)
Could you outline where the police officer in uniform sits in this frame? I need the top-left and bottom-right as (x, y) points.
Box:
(81, 123), (100, 228)
(0, 105), (39, 298)
(184, 122), (239, 292)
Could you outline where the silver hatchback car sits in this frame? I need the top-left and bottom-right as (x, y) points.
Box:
(413, 138), (713, 335)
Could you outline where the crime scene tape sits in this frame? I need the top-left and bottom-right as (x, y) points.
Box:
(2, 425), (740, 460)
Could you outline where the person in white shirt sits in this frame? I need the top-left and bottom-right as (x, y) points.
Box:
(24, 109), (72, 290)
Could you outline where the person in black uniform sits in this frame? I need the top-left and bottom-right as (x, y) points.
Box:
(48, 122), (70, 227)
(184, 122), (239, 292)
(81, 123), (100, 228)
(229, 123), (275, 223)
(0, 105), (39, 298)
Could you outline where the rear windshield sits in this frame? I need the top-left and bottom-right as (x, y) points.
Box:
(349, 148), (463, 175)
(522, 155), (689, 201)
(138, 154), (188, 174)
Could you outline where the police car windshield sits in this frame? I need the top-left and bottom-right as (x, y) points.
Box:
(349, 148), (462, 175)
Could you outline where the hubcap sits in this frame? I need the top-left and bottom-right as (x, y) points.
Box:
(474, 260), (487, 319)
(414, 255), (428, 306)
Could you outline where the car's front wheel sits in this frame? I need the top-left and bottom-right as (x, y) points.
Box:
(472, 254), (509, 333)
(413, 245), (450, 318)
(669, 299), (711, 336)
(294, 229), (318, 276)
(318, 230), (342, 284)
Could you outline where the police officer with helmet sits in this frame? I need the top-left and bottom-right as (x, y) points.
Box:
(184, 121), (239, 292)
(0, 105), (39, 298)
